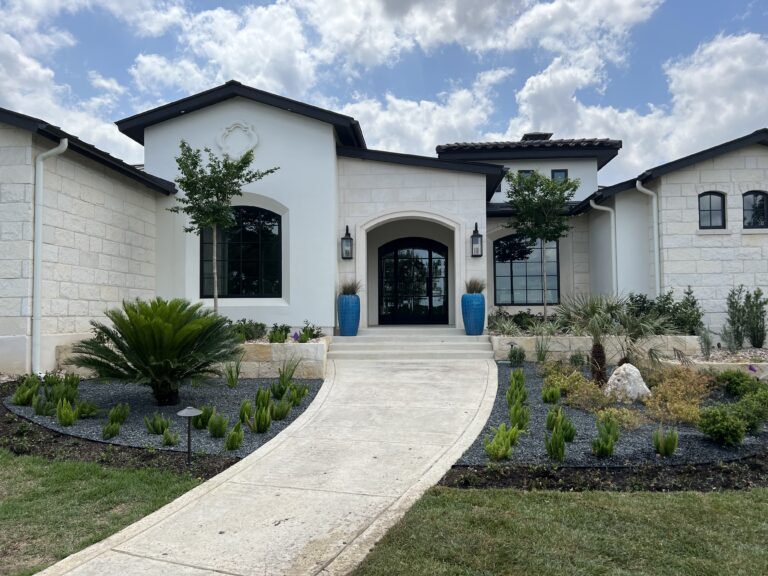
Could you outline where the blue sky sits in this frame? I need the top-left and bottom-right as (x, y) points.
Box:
(1, 0), (767, 183)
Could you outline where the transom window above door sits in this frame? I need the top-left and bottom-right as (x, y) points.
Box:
(743, 190), (768, 229)
(698, 192), (726, 230)
(200, 206), (282, 298)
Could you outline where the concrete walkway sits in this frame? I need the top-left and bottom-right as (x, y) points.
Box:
(41, 358), (497, 576)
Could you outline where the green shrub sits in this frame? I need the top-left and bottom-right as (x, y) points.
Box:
(546, 406), (564, 431)
(12, 375), (40, 406)
(509, 401), (530, 432)
(207, 412), (228, 438)
(287, 383), (309, 406)
(488, 309), (522, 336)
(32, 394), (55, 416)
(483, 424), (519, 461)
(546, 406), (576, 442)
(506, 369), (527, 407)
(145, 412), (171, 435)
(744, 288), (767, 348)
(561, 418), (577, 443)
(724, 286), (747, 350)
(716, 370), (762, 398)
(541, 385), (561, 404)
(239, 399), (254, 424)
(508, 345), (526, 367)
(268, 323), (291, 343)
(69, 298), (242, 405)
(699, 406), (746, 447)
(162, 428), (179, 446)
(652, 425), (679, 457)
(75, 401), (99, 419)
(230, 318), (267, 342)
(108, 403), (130, 425)
(644, 366), (711, 424)
(102, 421), (121, 440)
(299, 320), (324, 341)
(697, 326), (714, 360)
(224, 354), (243, 389)
(224, 422), (244, 450)
(245, 406), (271, 433)
(255, 388), (271, 411)
(56, 398), (76, 427)
(545, 423), (565, 462)
(192, 404), (214, 429)
(272, 357), (301, 399)
(592, 414), (620, 457)
(270, 398), (292, 421)
(569, 351), (586, 368)
(733, 389), (768, 435)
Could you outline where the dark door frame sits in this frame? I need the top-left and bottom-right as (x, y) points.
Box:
(378, 237), (449, 325)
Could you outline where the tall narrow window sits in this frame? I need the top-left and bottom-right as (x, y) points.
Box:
(200, 206), (281, 298)
(743, 191), (768, 229)
(698, 192), (726, 230)
(551, 169), (568, 182)
(494, 236), (559, 306)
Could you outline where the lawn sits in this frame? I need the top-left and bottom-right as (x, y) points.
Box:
(353, 486), (768, 576)
(0, 449), (200, 576)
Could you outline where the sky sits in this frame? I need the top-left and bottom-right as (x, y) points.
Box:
(1, 0), (767, 184)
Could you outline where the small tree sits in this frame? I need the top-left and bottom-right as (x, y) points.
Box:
(505, 170), (579, 319)
(170, 141), (278, 313)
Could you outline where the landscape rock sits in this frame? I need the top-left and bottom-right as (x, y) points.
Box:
(604, 363), (651, 401)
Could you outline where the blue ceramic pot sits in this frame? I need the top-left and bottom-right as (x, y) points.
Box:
(338, 294), (360, 336)
(461, 293), (485, 336)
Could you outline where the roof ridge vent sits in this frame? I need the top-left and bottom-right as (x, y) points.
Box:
(521, 132), (553, 141)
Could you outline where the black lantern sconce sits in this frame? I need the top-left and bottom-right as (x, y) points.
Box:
(471, 222), (483, 257)
(341, 225), (354, 260)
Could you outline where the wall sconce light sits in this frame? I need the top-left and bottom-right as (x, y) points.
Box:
(341, 225), (354, 260)
(471, 222), (483, 257)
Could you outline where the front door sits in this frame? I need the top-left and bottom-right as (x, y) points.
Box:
(378, 237), (448, 325)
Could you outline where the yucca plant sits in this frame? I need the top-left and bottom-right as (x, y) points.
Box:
(245, 406), (271, 433)
(56, 398), (76, 427)
(225, 422), (245, 450)
(287, 383), (309, 406)
(225, 353), (243, 389)
(68, 298), (242, 405)
(207, 412), (229, 438)
(652, 425), (679, 457)
(145, 412), (171, 435)
(255, 388), (271, 411)
(272, 357), (301, 399)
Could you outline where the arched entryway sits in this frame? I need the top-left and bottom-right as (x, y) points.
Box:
(378, 237), (449, 325)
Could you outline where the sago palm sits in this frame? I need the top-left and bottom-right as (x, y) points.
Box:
(69, 298), (242, 405)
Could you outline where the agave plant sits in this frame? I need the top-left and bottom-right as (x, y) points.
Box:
(68, 298), (242, 405)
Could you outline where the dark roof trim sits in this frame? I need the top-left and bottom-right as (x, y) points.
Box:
(436, 138), (622, 169)
(486, 201), (582, 218)
(0, 107), (175, 195)
(337, 146), (506, 200)
(116, 80), (367, 149)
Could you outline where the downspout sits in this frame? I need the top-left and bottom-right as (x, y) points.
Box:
(635, 179), (661, 297)
(32, 138), (69, 374)
(589, 199), (617, 295)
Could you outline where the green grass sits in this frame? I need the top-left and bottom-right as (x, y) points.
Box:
(0, 449), (200, 576)
(353, 487), (768, 576)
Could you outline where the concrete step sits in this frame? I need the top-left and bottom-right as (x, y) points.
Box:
(356, 327), (467, 336)
(327, 349), (495, 360)
(333, 334), (490, 344)
(330, 341), (492, 352)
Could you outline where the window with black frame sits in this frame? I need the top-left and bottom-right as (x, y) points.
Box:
(698, 192), (726, 230)
(743, 191), (768, 229)
(493, 235), (559, 306)
(200, 206), (281, 298)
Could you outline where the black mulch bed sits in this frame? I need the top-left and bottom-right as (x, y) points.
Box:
(457, 362), (768, 469)
(4, 377), (322, 459)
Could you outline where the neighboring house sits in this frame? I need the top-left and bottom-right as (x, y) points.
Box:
(1, 79), (767, 373)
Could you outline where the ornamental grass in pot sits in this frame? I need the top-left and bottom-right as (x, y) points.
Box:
(462, 278), (486, 336)
(338, 280), (361, 336)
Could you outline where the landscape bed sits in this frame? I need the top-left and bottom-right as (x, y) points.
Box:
(4, 377), (323, 458)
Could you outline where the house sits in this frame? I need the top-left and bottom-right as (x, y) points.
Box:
(1, 79), (767, 373)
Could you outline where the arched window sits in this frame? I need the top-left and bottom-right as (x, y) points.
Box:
(743, 191), (768, 229)
(698, 192), (726, 230)
(200, 206), (281, 298)
(493, 235), (559, 306)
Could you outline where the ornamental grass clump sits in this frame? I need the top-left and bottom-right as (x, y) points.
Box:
(652, 425), (679, 457)
(545, 406), (576, 442)
(56, 398), (76, 427)
(541, 385), (561, 404)
(68, 298), (242, 406)
(506, 369), (527, 407)
(225, 422), (245, 450)
(74, 401), (99, 419)
(545, 422), (566, 462)
(287, 383), (309, 406)
(509, 402), (530, 432)
(483, 424), (520, 461)
(271, 398), (292, 421)
(239, 399), (254, 424)
(245, 406), (271, 434)
(255, 388), (271, 411)
(32, 394), (55, 417)
(508, 345), (526, 366)
(592, 413), (620, 458)
(699, 406), (747, 447)
(272, 357), (301, 399)
(108, 403), (130, 425)
(11, 375), (39, 406)
(145, 412), (171, 435)
(224, 354), (243, 389)
(192, 404), (215, 429)
(207, 412), (229, 438)
(102, 421), (121, 440)
(162, 428), (180, 447)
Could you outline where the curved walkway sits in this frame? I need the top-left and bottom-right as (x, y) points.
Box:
(41, 358), (497, 576)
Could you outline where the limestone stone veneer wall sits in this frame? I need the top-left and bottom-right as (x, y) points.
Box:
(491, 335), (700, 363)
(56, 338), (329, 380)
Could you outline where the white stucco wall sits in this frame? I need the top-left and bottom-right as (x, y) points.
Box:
(615, 190), (652, 295)
(649, 143), (768, 329)
(487, 158), (599, 202)
(337, 157), (487, 328)
(0, 124), (158, 373)
(143, 97), (338, 328)
(588, 202), (614, 296)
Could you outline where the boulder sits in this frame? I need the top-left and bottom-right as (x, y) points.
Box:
(604, 363), (651, 402)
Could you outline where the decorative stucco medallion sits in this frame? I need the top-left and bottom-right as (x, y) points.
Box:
(216, 122), (259, 157)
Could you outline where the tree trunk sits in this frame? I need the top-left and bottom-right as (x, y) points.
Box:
(591, 342), (607, 386)
(212, 224), (219, 314)
(541, 239), (548, 320)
